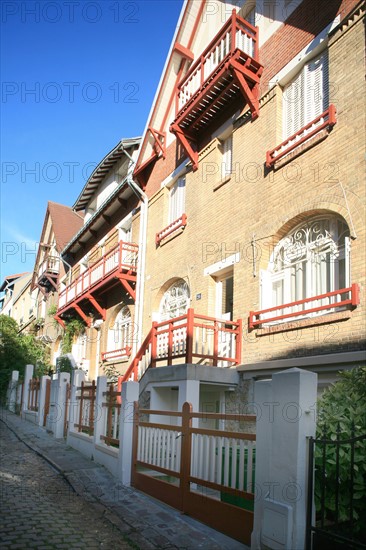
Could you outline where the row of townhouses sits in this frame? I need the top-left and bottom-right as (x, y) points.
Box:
(2, 0), (365, 409)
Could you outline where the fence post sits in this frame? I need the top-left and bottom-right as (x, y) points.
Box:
(37, 375), (51, 426)
(118, 381), (139, 485)
(21, 364), (34, 417)
(186, 308), (194, 364)
(7, 371), (19, 412)
(67, 369), (85, 437)
(251, 368), (317, 550)
(52, 372), (71, 438)
(94, 376), (108, 447)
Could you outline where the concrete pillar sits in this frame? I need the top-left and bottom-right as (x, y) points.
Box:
(67, 369), (85, 436)
(94, 376), (108, 447)
(178, 379), (200, 427)
(251, 368), (317, 550)
(16, 382), (23, 411)
(7, 370), (19, 413)
(21, 364), (34, 416)
(37, 375), (51, 426)
(118, 381), (139, 485)
(52, 372), (71, 438)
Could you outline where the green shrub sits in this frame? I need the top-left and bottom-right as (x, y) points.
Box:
(315, 367), (366, 535)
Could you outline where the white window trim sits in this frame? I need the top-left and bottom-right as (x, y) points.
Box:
(204, 253), (240, 277)
(269, 15), (340, 89)
(107, 306), (132, 352)
(160, 159), (188, 190)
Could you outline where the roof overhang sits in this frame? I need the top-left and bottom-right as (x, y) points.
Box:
(61, 176), (137, 261)
(73, 137), (141, 211)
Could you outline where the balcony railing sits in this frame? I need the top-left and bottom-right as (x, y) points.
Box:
(177, 11), (258, 113)
(249, 284), (360, 329)
(121, 308), (243, 383)
(58, 240), (138, 310)
(171, 11), (261, 171)
(101, 347), (132, 362)
(156, 214), (187, 245)
(266, 105), (337, 168)
(38, 255), (60, 277)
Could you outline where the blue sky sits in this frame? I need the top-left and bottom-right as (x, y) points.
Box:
(1, 0), (183, 280)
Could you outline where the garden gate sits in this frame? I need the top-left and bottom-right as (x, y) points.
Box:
(132, 401), (256, 545)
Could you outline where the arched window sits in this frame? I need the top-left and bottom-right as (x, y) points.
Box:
(159, 280), (190, 321)
(107, 306), (131, 352)
(261, 216), (350, 317)
(71, 333), (87, 367)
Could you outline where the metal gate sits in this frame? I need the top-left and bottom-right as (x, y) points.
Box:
(132, 401), (256, 545)
(306, 427), (366, 549)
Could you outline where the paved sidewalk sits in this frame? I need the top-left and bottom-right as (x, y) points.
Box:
(1, 410), (249, 550)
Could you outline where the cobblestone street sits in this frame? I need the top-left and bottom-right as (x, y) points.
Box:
(0, 421), (131, 550)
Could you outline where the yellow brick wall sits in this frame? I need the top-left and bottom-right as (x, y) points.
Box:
(136, 8), (365, 366)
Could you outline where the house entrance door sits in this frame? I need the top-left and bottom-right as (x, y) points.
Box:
(216, 274), (234, 365)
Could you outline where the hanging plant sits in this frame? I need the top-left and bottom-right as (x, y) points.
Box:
(61, 318), (86, 354)
(47, 304), (57, 316)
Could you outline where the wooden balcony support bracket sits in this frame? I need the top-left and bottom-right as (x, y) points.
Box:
(54, 314), (65, 329)
(117, 275), (136, 301)
(85, 293), (106, 320)
(173, 42), (194, 62)
(35, 282), (47, 296)
(170, 123), (198, 171)
(229, 58), (260, 120)
(118, 197), (127, 207)
(148, 127), (166, 159)
(44, 274), (58, 290)
(74, 303), (92, 327)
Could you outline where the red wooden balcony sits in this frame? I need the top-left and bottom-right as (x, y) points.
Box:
(36, 255), (60, 292)
(56, 240), (138, 326)
(249, 284), (360, 329)
(266, 105), (337, 168)
(120, 308), (243, 383)
(101, 347), (132, 362)
(156, 214), (187, 245)
(170, 10), (262, 170)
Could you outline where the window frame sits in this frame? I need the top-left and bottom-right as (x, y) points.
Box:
(107, 305), (132, 354)
(260, 216), (351, 324)
(159, 280), (190, 322)
(282, 49), (329, 141)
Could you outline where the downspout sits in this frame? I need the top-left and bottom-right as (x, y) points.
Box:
(121, 147), (148, 355)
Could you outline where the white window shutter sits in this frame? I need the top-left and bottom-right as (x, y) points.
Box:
(222, 136), (233, 177)
(283, 69), (303, 139)
(304, 51), (329, 124)
(177, 176), (186, 216)
(344, 236), (351, 287)
(169, 176), (185, 223)
(304, 52), (328, 123)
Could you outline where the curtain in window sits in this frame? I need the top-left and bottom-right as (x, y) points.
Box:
(169, 177), (186, 223)
(261, 217), (349, 317)
(160, 280), (190, 321)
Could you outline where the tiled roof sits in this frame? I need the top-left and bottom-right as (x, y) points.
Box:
(47, 201), (84, 252)
(0, 272), (30, 292)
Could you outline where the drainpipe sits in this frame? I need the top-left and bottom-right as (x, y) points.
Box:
(121, 147), (148, 355)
